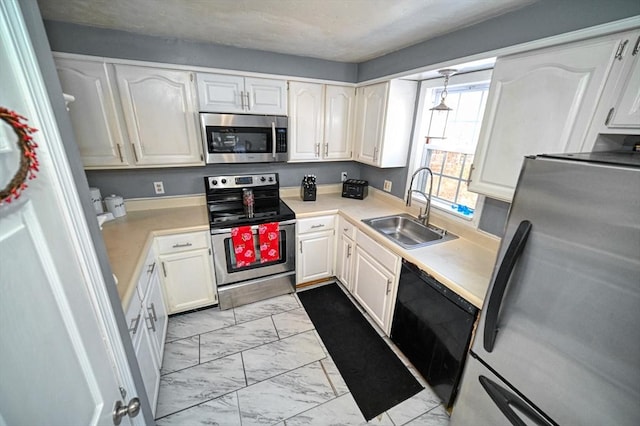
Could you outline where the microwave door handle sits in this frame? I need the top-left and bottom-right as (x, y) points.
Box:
(271, 121), (277, 159)
(483, 220), (532, 352)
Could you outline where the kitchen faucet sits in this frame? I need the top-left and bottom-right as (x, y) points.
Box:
(406, 166), (434, 226)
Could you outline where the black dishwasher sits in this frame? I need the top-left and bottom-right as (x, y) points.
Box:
(390, 260), (478, 408)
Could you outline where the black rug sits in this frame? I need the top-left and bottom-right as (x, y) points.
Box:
(298, 283), (423, 420)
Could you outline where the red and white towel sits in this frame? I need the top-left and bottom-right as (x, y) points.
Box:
(231, 226), (255, 267)
(258, 222), (280, 263)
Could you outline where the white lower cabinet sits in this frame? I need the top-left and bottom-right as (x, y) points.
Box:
(156, 231), (218, 314)
(296, 215), (335, 284)
(352, 230), (401, 335)
(335, 216), (356, 292)
(124, 247), (165, 416)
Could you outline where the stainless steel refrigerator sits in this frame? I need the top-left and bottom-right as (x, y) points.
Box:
(451, 152), (640, 426)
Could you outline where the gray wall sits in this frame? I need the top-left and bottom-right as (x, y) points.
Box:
(20, 0), (154, 421)
(87, 162), (360, 199)
(43, 20), (358, 83)
(358, 0), (640, 81)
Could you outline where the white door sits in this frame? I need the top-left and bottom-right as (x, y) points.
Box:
(352, 246), (393, 331)
(335, 234), (354, 292)
(159, 248), (217, 313)
(0, 2), (144, 425)
(355, 82), (387, 166)
(288, 81), (324, 161)
(608, 33), (640, 129)
(115, 65), (203, 166)
(296, 231), (334, 284)
(55, 58), (129, 168)
(469, 33), (624, 201)
(245, 77), (287, 115)
(324, 85), (355, 160)
(196, 73), (245, 113)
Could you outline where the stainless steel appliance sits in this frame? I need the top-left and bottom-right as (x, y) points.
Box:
(391, 260), (478, 408)
(342, 179), (369, 200)
(205, 173), (296, 309)
(451, 152), (640, 425)
(200, 113), (288, 163)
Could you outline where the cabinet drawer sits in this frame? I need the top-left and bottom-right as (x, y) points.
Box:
(338, 216), (357, 240)
(297, 215), (335, 234)
(356, 229), (400, 274)
(156, 231), (210, 254)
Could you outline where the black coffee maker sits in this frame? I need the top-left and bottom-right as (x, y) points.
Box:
(300, 175), (316, 201)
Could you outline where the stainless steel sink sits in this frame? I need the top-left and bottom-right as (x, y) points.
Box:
(362, 214), (457, 249)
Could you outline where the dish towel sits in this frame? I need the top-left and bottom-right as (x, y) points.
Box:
(231, 226), (255, 267)
(259, 222), (280, 263)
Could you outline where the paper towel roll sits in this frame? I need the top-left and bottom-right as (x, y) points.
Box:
(89, 187), (103, 214)
(104, 194), (126, 218)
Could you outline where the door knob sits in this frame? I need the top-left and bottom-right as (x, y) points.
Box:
(113, 397), (140, 425)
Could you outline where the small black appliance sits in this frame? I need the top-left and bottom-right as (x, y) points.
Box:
(342, 179), (368, 200)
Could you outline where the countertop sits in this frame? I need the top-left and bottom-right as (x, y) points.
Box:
(103, 188), (499, 311)
(281, 190), (499, 308)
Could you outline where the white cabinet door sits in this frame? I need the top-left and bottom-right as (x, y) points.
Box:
(142, 264), (168, 365)
(352, 245), (395, 332)
(607, 32), (640, 129)
(115, 64), (203, 166)
(159, 247), (218, 314)
(335, 233), (355, 292)
(296, 230), (334, 284)
(469, 34), (624, 201)
(288, 81), (324, 161)
(355, 82), (387, 166)
(196, 73), (286, 114)
(245, 77), (287, 115)
(130, 315), (161, 416)
(324, 85), (355, 160)
(55, 58), (129, 168)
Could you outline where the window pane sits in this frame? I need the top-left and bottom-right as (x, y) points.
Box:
(442, 152), (464, 177)
(435, 176), (459, 203)
(428, 150), (445, 174)
(453, 90), (483, 121)
(457, 181), (478, 209)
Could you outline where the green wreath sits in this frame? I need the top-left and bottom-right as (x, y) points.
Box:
(0, 107), (39, 204)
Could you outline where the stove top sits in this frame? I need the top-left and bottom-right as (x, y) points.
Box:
(204, 173), (296, 229)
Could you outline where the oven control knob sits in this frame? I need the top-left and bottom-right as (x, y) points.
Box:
(221, 179), (227, 184)
(260, 177), (266, 182)
(268, 176), (274, 182)
(211, 179), (218, 186)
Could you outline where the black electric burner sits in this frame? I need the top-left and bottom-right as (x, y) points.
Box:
(204, 173), (295, 230)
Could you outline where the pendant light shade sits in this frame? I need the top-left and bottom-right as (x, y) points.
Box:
(425, 69), (457, 144)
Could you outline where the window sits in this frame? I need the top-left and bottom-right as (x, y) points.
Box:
(410, 70), (491, 219)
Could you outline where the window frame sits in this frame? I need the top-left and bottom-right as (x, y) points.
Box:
(406, 69), (493, 227)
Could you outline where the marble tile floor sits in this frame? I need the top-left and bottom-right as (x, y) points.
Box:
(155, 284), (450, 426)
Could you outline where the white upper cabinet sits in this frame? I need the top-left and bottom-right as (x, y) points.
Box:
(602, 31), (640, 130)
(469, 32), (629, 202)
(196, 73), (287, 115)
(288, 82), (355, 161)
(354, 80), (417, 168)
(55, 58), (130, 168)
(115, 64), (204, 166)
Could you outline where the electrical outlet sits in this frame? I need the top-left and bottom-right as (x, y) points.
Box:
(341, 172), (347, 182)
(383, 180), (392, 192)
(153, 181), (165, 194)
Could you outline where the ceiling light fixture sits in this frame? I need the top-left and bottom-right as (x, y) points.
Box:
(425, 68), (457, 144)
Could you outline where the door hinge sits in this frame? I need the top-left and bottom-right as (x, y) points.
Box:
(615, 39), (629, 60)
(632, 35), (640, 56)
(605, 107), (615, 126)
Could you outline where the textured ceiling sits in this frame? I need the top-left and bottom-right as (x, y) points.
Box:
(37, 0), (535, 62)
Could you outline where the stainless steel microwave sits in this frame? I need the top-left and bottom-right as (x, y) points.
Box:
(200, 113), (288, 163)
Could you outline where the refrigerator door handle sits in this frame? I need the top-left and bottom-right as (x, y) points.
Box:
(484, 220), (532, 352)
(479, 375), (553, 426)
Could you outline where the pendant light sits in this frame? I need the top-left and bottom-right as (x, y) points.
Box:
(425, 68), (457, 144)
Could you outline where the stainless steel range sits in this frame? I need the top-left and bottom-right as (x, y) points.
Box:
(204, 173), (296, 309)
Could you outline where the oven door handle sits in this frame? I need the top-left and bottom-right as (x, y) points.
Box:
(210, 219), (297, 235)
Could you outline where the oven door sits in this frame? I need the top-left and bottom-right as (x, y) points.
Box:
(210, 220), (295, 286)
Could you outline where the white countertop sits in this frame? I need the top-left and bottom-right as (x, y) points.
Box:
(103, 187), (500, 310)
(281, 189), (500, 308)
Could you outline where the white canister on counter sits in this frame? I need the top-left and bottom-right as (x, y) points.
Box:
(104, 194), (126, 218)
(89, 187), (104, 214)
